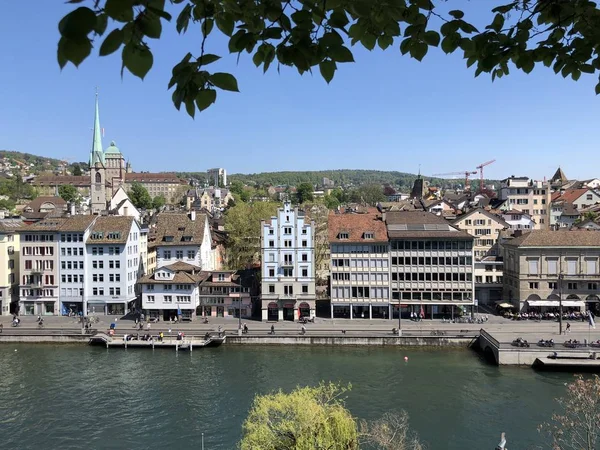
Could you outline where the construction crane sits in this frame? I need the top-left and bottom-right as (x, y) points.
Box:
(476, 159), (496, 192)
(432, 170), (478, 191)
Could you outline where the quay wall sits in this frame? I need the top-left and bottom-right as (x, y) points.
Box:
(226, 335), (475, 346)
(0, 334), (89, 343)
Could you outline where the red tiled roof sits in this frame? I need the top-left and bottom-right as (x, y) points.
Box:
(328, 211), (388, 243)
(554, 188), (594, 204)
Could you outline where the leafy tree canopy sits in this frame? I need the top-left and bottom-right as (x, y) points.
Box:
(72, 164), (83, 176)
(58, 184), (80, 204)
(296, 182), (314, 204)
(152, 195), (166, 209)
(58, 1), (600, 117)
(129, 181), (153, 209)
(350, 183), (387, 205)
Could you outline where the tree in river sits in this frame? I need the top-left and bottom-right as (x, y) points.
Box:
(538, 374), (600, 450)
(240, 382), (424, 450)
(58, 1), (600, 117)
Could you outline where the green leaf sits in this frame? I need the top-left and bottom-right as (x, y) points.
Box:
(319, 60), (336, 83)
(58, 7), (98, 40)
(448, 10), (464, 19)
(195, 89), (217, 111)
(94, 13), (108, 35)
(57, 39), (68, 69)
(58, 36), (92, 67)
(571, 69), (581, 81)
(122, 44), (153, 79)
(580, 64), (594, 74)
(521, 57), (534, 74)
(400, 38), (412, 55)
(262, 45), (276, 73)
(423, 30), (440, 47)
(99, 29), (124, 56)
(328, 11), (349, 28)
(147, 6), (172, 21)
(596, 82), (600, 95)
(105, 0), (134, 23)
(377, 35), (394, 50)
(489, 13), (505, 32)
(409, 42), (428, 61)
(198, 54), (221, 66)
(361, 34), (377, 51)
(140, 13), (162, 39)
(441, 35), (460, 54)
(185, 98), (195, 118)
(459, 38), (475, 52)
(176, 4), (192, 33)
(209, 72), (239, 92)
(328, 46), (354, 63)
(201, 18), (214, 37)
(416, 0), (432, 10)
(252, 50), (264, 67)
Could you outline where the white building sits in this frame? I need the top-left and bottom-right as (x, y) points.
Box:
(151, 211), (214, 270)
(85, 216), (141, 315)
(501, 210), (536, 231)
(139, 261), (203, 321)
(260, 201), (316, 321)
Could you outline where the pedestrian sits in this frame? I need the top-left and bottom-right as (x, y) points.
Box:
(270, 324), (275, 335)
(146, 322), (151, 332)
(566, 322), (571, 334)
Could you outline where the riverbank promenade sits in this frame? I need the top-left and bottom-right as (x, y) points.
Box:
(1, 314), (597, 344)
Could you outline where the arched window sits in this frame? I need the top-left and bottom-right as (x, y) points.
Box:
(95, 172), (101, 183)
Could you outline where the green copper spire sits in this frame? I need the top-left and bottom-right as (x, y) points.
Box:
(90, 90), (104, 166)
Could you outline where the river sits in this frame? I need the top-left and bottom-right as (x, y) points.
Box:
(0, 345), (572, 449)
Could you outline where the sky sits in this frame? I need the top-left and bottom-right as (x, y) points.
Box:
(0, 2), (598, 180)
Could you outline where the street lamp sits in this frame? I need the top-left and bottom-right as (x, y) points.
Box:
(558, 273), (564, 335)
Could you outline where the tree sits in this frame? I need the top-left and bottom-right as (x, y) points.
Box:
(576, 211), (599, 224)
(360, 411), (424, 450)
(383, 185), (396, 196)
(224, 201), (279, 269)
(350, 184), (386, 205)
(58, 184), (80, 204)
(240, 383), (359, 450)
(0, 199), (16, 212)
(129, 182), (152, 209)
(229, 180), (245, 197)
(57, 1), (600, 118)
(152, 195), (166, 210)
(324, 194), (340, 210)
(296, 182), (314, 204)
(72, 164), (82, 176)
(539, 374), (600, 450)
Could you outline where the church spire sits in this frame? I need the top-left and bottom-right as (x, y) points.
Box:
(90, 89), (104, 166)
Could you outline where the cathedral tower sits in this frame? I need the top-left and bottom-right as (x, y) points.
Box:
(90, 92), (107, 214)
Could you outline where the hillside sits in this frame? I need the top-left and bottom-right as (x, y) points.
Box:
(0, 150), (87, 176)
(180, 169), (499, 192)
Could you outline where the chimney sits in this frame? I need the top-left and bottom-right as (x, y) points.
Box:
(190, 210), (196, 221)
(382, 212), (386, 223)
(70, 203), (75, 216)
(123, 206), (129, 217)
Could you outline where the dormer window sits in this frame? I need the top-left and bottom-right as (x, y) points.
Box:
(181, 236), (192, 242)
(218, 273), (225, 281)
(178, 226), (186, 231)
(338, 232), (349, 240)
(107, 232), (121, 239)
(91, 232), (103, 239)
(363, 232), (374, 239)
(163, 236), (174, 242)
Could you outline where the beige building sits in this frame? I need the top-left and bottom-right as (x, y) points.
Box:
(0, 220), (22, 315)
(452, 208), (509, 306)
(185, 187), (234, 213)
(503, 230), (600, 313)
(499, 177), (551, 229)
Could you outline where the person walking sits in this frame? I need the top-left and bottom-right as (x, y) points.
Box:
(566, 322), (571, 334)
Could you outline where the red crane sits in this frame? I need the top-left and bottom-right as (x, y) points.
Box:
(476, 159), (496, 192)
(432, 170), (478, 191)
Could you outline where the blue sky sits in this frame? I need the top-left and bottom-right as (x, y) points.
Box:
(0, 1), (597, 180)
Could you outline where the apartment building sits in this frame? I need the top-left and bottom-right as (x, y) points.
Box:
(58, 216), (97, 316)
(387, 211), (475, 319)
(328, 211), (390, 319)
(499, 176), (551, 229)
(85, 216), (140, 315)
(18, 218), (63, 315)
(452, 208), (508, 306)
(139, 261), (204, 321)
(150, 211), (215, 270)
(0, 220), (22, 315)
(260, 201), (316, 321)
(503, 230), (600, 314)
(198, 270), (252, 319)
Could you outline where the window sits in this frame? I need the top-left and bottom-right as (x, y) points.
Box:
(268, 229), (274, 235)
(475, 276), (482, 283)
(284, 285), (293, 295)
(302, 240), (307, 247)
(567, 282), (578, 290)
(302, 253), (308, 262)
(187, 250), (195, 259)
(176, 250), (183, 259)
(547, 258), (558, 275)
(338, 232), (349, 239)
(269, 240), (274, 248)
(588, 283), (598, 290)
(302, 285), (308, 293)
(528, 259), (539, 275)
(164, 295), (172, 303)
(486, 276), (493, 283)
(548, 282), (557, 289)
(269, 268), (275, 277)
(586, 259), (597, 275)
(283, 268), (293, 277)
(302, 268), (308, 277)
(163, 250), (171, 260)
(268, 284), (275, 293)
(284, 227), (292, 234)
(147, 295), (155, 302)
(567, 259), (577, 275)
(529, 282), (539, 289)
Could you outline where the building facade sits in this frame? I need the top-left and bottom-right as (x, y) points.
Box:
(499, 177), (551, 229)
(503, 230), (600, 313)
(328, 211), (390, 319)
(198, 271), (252, 319)
(387, 211), (475, 319)
(0, 220), (21, 315)
(260, 202), (316, 321)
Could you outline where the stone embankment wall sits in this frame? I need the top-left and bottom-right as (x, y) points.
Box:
(227, 336), (475, 346)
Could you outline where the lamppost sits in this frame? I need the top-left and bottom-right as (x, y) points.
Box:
(558, 273), (564, 335)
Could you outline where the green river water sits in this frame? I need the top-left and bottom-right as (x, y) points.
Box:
(0, 345), (574, 449)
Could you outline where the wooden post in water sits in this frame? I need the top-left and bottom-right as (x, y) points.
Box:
(190, 341), (193, 352)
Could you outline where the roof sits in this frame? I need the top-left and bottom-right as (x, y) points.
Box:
(560, 203), (579, 216)
(104, 141), (121, 155)
(385, 211), (472, 240)
(504, 230), (600, 247)
(152, 212), (207, 247)
(23, 196), (67, 212)
(26, 217), (68, 232)
(32, 176), (99, 187)
(138, 270), (208, 285)
(60, 215), (97, 232)
(550, 167), (568, 183)
(502, 209), (533, 218)
(86, 216), (134, 244)
(125, 173), (187, 184)
(0, 219), (24, 232)
(162, 261), (203, 273)
(328, 211), (388, 243)
(452, 208), (509, 228)
(553, 188), (597, 204)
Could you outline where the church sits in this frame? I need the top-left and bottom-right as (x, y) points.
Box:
(33, 94), (188, 212)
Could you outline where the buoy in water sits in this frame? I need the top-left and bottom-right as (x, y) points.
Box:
(404, 356), (408, 362)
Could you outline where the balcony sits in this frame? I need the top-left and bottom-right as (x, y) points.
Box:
(281, 260), (294, 267)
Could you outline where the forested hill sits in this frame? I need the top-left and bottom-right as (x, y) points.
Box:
(223, 170), (499, 191)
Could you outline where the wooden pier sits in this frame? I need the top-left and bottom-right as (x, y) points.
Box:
(89, 332), (226, 350)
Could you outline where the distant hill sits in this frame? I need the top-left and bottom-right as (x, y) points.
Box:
(0, 150), (87, 175)
(177, 169), (499, 192)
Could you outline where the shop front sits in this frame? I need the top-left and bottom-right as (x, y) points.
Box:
(298, 302), (311, 319)
(267, 302), (279, 321)
(282, 302), (295, 321)
(61, 302), (83, 316)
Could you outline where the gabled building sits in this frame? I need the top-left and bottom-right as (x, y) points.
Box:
(198, 270), (252, 319)
(501, 210), (536, 231)
(150, 211), (215, 270)
(0, 219), (22, 315)
(499, 176), (551, 229)
(21, 196), (67, 224)
(328, 210), (389, 319)
(552, 188), (600, 211)
(260, 201), (316, 321)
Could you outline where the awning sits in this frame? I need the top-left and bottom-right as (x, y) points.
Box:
(497, 302), (514, 309)
(527, 300), (585, 308)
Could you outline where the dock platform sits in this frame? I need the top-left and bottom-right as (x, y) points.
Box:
(89, 332), (226, 350)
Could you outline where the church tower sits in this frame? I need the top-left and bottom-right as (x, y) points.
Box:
(90, 92), (107, 214)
